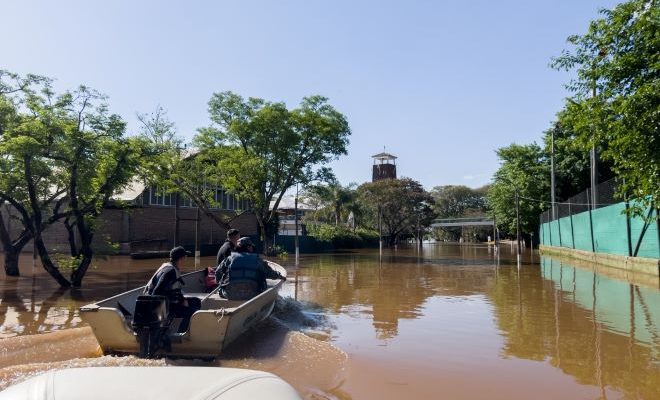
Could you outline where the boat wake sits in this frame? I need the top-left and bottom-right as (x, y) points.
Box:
(0, 297), (350, 399)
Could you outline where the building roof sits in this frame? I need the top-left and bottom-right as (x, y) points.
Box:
(113, 180), (146, 201)
(371, 152), (397, 160)
(270, 196), (314, 211)
(112, 147), (200, 202)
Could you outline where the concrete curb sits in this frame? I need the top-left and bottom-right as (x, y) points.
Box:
(539, 245), (659, 277)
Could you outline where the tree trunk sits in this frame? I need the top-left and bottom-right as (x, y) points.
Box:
(3, 247), (20, 277)
(33, 234), (71, 287)
(0, 212), (34, 276)
(257, 216), (272, 255)
(387, 234), (397, 247)
(69, 204), (95, 287)
(70, 248), (93, 287)
(64, 217), (79, 257)
(0, 211), (19, 276)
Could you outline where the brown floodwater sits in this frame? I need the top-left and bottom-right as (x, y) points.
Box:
(0, 245), (658, 399)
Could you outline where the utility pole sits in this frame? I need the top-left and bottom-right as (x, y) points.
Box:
(378, 204), (382, 256)
(590, 83), (598, 209)
(294, 184), (299, 265)
(551, 126), (556, 220)
(174, 192), (180, 246)
(194, 206), (200, 267)
(515, 191), (521, 265)
(492, 214), (497, 248)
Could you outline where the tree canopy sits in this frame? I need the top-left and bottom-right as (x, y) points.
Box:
(194, 91), (351, 252)
(304, 180), (357, 226)
(430, 185), (488, 218)
(0, 71), (145, 286)
(552, 0), (659, 213)
(487, 143), (550, 239)
(357, 178), (435, 246)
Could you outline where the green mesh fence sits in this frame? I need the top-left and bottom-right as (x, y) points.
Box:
(540, 202), (659, 259)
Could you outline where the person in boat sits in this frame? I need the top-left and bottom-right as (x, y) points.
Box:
(216, 228), (240, 267)
(215, 237), (286, 300)
(143, 246), (201, 332)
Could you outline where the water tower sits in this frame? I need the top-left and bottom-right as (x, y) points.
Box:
(372, 152), (397, 182)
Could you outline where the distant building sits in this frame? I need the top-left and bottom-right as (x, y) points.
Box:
(372, 152), (397, 181)
(270, 196), (314, 236)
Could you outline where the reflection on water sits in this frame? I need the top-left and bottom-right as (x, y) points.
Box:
(0, 246), (658, 399)
(491, 257), (659, 399)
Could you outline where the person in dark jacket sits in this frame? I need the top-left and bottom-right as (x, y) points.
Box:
(215, 237), (285, 300)
(143, 246), (201, 332)
(216, 229), (240, 267)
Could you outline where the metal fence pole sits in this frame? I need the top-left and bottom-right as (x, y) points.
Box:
(569, 201), (575, 249)
(625, 201), (633, 257)
(587, 188), (596, 253)
(558, 203), (563, 248)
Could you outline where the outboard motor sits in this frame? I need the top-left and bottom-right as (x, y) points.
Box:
(132, 295), (171, 358)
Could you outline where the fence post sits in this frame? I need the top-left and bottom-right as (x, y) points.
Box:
(557, 204), (563, 248)
(625, 201), (633, 257)
(656, 207), (659, 258)
(587, 188), (596, 253)
(568, 201), (575, 249)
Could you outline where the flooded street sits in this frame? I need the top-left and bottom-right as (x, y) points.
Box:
(0, 245), (658, 399)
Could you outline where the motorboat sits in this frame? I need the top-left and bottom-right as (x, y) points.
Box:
(80, 261), (286, 359)
(0, 366), (301, 400)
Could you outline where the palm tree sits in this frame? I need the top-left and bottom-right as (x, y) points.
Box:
(306, 181), (357, 225)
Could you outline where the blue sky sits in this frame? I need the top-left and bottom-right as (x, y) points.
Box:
(1, 0), (620, 189)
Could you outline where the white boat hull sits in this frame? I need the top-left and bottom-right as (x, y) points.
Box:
(0, 367), (301, 400)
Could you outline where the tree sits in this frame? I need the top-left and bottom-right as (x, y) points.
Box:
(429, 185), (489, 242)
(0, 71), (69, 277)
(195, 92), (350, 253)
(1, 72), (144, 287)
(552, 0), (659, 215)
(487, 144), (549, 240)
(430, 185), (488, 218)
(137, 107), (232, 234)
(357, 178), (435, 246)
(305, 180), (357, 226)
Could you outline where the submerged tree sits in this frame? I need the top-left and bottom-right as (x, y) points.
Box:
(0, 71), (68, 277)
(195, 92), (350, 253)
(357, 178), (435, 246)
(0, 71), (144, 286)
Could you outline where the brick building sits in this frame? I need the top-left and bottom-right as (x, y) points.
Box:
(0, 182), (258, 256)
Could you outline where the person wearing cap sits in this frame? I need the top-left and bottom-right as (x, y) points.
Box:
(216, 228), (240, 267)
(215, 237), (286, 300)
(143, 246), (201, 332)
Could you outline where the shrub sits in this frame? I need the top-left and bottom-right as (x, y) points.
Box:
(308, 224), (379, 249)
